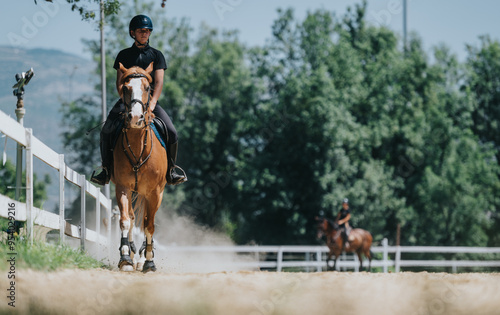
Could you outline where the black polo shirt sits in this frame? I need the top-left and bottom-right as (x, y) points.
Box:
(113, 44), (167, 87)
(338, 208), (350, 226)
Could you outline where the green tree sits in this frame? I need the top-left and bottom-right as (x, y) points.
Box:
(38, 0), (121, 20)
(0, 160), (51, 209)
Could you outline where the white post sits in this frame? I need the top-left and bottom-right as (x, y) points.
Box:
(354, 253), (359, 272)
(107, 206), (112, 263)
(277, 247), (283, 272)
(25, 128), (33, 245)
(395, 245), (401, 272)
(95, 187), (101, 260)
(59, 154), (65, 244)
(316, 249), (322, 272)
(80, 174), (86, 250)
(382, 238), (388, 273)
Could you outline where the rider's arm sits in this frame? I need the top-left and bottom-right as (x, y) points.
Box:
(149, 69), (164, 112)
(116, 68), (124, 99)
(338, 213), (351, 225)
(335, 211), (341, 222)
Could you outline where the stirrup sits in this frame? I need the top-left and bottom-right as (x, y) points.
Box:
(167, 165), (188, 186)
(90, 167), (110, 185)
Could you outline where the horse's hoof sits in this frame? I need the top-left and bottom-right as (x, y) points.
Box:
(120, 265), (134, 272)
(118, 255), (134, 271)
(142, 260), (157, 273)
(136, 259), (144, 271)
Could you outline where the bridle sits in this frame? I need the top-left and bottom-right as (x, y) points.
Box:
(121, 72), (153, 192)
(122, 73), (152, 122)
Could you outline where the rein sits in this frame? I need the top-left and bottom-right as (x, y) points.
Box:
(122, 125), (154, 192)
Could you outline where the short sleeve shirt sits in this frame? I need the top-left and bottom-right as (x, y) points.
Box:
(113, 44), (167, 87)
(338, 208), (350, 221)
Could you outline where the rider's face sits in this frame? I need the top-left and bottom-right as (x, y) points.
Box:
(131, 28), (151, 45)
(343, 203), (349, 210)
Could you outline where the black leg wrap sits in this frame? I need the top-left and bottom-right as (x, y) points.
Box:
(119, 237), (131, 255)
(130, 241), (136, 254)
(118, 237), (134, 269)
(142, 260), (156, 273)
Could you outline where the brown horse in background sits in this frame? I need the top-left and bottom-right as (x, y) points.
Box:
(316, 217), (373, 271)
(111, 62), (168, 273)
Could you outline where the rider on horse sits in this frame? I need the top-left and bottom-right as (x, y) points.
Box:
(91, 15), (187, 186)
(336, 198), (351, 249)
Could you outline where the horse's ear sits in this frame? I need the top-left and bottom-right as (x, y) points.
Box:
(145, 62), (154, 75)
(119, 62), (127, 73)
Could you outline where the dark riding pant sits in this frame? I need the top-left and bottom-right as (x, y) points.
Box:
(103, 99), (177, 143)
(100, 99), (178, 168)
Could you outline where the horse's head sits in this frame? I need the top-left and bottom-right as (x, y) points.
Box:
(315, 216), (329, 239)
(119, 62), (154, 129)
(315, 216), (339, 239)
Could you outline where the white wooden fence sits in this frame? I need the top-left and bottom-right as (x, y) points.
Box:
(0, 109), (113, 258)
(160, 238), (500, 273)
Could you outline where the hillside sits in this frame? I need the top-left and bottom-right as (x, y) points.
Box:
(0, 46), (97, 212)
(0, 46), (95, 152)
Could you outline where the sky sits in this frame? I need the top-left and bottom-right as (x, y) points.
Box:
(1, 0), (500, 62)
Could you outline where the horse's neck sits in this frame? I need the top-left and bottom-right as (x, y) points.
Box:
(123, 127), (149, 151)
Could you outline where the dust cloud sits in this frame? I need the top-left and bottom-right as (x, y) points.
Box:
(92, 207), (256, 273)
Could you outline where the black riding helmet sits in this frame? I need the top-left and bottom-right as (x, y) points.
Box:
(129, 15), (153, 38)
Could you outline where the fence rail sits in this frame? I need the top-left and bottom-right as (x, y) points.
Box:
(160, 239), (500, 273)
(0, 109), (113, 259)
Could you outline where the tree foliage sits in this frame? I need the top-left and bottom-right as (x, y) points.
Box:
(61, 0), (500, 246)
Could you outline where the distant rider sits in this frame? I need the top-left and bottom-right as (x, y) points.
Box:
(336, 198), (351, 249)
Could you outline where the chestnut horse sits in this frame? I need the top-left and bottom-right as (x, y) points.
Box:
(112, 62), (168, 273)
(316, 217), (373, 271)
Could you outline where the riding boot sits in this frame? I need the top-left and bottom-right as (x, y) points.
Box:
(341, 230), (348, 250)
(166, 141), (187, 186)
(91, 129), (113, 186)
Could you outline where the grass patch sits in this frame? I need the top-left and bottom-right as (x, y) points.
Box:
(0, 234), (108, 271)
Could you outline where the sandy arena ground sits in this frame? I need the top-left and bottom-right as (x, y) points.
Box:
(1, 269), (499, 315)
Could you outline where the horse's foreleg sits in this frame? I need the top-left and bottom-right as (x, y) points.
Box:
(141, 193), (162, 273)
(326, 252), (333, 271)
(356, 251), (363, 271)
(117, 189), (134, 272)
(128, 210), (137, 266)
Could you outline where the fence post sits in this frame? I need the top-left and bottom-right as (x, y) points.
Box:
(277, 247), (283, 272)
(316, 248), (322, 272)
(25, 128), (33, 245)
(58, 154), (65, 244)
(95, 187), (101, 260)
(106, 206), (112, 263)
(395, 245), (401, 272)
(382, 238), (388, 273)
(80, 174), (86, 251)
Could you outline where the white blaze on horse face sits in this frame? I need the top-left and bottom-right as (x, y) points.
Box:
(127, 78), (145, 127)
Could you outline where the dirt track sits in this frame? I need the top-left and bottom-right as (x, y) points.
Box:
(1, 269), (499, 315)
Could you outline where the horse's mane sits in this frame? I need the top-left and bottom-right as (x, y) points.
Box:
(317, 216), (339, 230)
(121, 66), (153, 84)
